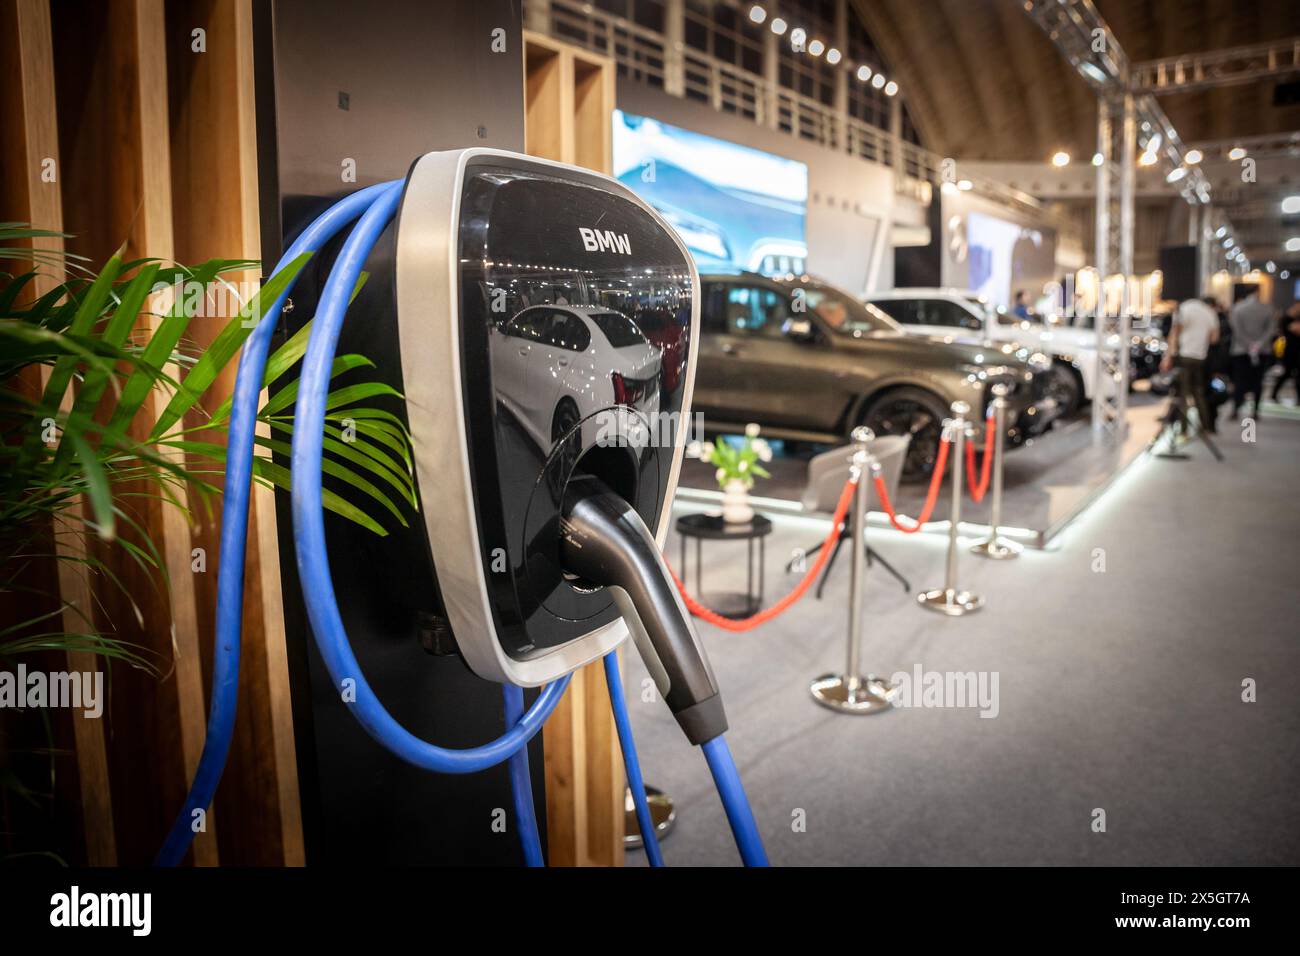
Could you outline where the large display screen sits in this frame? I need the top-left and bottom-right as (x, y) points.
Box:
(612, 109), (808, 275)
(965, 211), (1057, 309)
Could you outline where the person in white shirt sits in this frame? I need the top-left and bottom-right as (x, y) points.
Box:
(1160, 297), (1220, 434)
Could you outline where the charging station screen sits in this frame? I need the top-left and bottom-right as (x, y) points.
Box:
(456, 161), (695, 656)
(612, 109), (808, 276)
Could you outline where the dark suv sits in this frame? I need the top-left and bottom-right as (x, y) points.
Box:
(693, 272), (1055, 479)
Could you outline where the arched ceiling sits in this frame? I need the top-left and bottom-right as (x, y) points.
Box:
(851, 0), (1300, 162)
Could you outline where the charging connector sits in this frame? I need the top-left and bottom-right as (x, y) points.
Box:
(560, 474), (727, 745)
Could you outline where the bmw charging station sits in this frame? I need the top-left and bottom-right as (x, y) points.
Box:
(157, 149), (766, 867)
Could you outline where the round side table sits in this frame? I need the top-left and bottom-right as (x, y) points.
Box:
(674, 512), (773, 619)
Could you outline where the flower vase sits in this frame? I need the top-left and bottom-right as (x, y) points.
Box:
(720, 478), (754, 524)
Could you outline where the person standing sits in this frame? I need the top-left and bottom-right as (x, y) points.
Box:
(1271, 302), (1300, 403)
(1160, 295), (1220, 434)
(1013, 290), (1031, 321)
(1227, 290), (1275, 419)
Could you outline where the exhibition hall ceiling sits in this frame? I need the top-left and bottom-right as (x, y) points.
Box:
(851, 0), (1300, 163)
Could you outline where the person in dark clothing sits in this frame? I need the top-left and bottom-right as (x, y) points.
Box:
(1204, 299), (1233, 423)
(1228, 291), (1275, 418)
(1271, 303), (1300, 403)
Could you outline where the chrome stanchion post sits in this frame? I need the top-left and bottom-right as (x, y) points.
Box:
(971, 383), (1022, 560)
(809, 427), (897, 714)
(623, 785), (676, 849)
(918, 401), (984, 616)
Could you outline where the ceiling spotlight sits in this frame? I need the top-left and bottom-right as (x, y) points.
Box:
(1282, 195), (1300, 215)
(1215, 226), (1227, 238)
(1266, 261), (1277, 273)
(1166, 167), (1187, 183)
(1282, 270), (1291, 280)
(871, 73), (886, 89)
(884, 80), (898, 96)
(1287, 237), (1300, 252)
(808, 39), (825, 56)
(748, 5), (766, 24)
(1184, 148), (1202, 165)
(1051, 151), (1070, 167)
(826, 47), (841, 65)
(790, 26), (806, 48)
(1224, 238), (1235, 248)
(1228, 145), (1247, 161)
(1139, 151), (1158, 167)
(957, 179), (973, 191)
(941, 181), (959, 195)
(857, 64), (872, 82)
(1091, 152), (1104, 166)
(770, 17), (787, 35)
(1078, 62), (1108, 84)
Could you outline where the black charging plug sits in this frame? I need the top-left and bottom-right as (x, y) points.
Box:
(560, 475), (728, 746)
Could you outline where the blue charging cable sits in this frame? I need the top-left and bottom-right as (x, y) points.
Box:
(159, 181), (566, 865)
(603, 651), (665, 867)
(503, 685), (544, 867)
(702, 736), (769, 866)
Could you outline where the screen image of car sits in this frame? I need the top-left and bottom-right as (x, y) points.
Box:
(612, 109), (809, 276)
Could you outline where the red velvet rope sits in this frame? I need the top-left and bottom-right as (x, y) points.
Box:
(872, 436), (951, 534)
(669, 473), (858, 632)
(965, 411), (996, 503)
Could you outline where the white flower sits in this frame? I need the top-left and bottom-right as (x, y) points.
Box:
(685, 440), (703, 459)
(753, 438), (772, 462)
(715, 468), (726, 484)
(744, 422), (761, 438)
(738, 459), (749, 472)
(698, 442), (713, 463)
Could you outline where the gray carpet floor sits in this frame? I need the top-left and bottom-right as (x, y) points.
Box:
(622, 410), (1300, 866)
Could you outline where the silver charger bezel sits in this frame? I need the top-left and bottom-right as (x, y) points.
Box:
(394, 147), (700, 686)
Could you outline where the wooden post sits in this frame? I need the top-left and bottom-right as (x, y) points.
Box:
(163, 0), (304, 868)
(522, 32), (626, 867)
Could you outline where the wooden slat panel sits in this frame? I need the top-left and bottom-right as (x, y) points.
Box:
(1, 0), (119, 867)
(48, 0), (215, 865)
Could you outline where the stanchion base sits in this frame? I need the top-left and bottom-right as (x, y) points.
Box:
(808, 674), (896, 714)
(624, 785), (676, 849)
(970, 537), (1022, 560)
(917, 587), (984, 616)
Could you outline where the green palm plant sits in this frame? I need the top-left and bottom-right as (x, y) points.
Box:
(0, 223), (415, 670)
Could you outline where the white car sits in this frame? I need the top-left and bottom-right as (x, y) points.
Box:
(865, 288), (1100, 415)
(490, 304), (662, 454)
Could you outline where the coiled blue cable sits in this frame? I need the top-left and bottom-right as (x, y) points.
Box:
(288, 181), (569, 774)
(157, 182), (400, 866)
(603, 651), (664, 867)
(159, 180), (563, 865)
(503, 685), (544, 867)
(702, 736), (769, 867)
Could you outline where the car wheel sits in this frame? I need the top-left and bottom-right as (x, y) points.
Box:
(859, 387), (948, 482)
(549, 400), (582, 499)
(1047, 363), (1083, 416)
